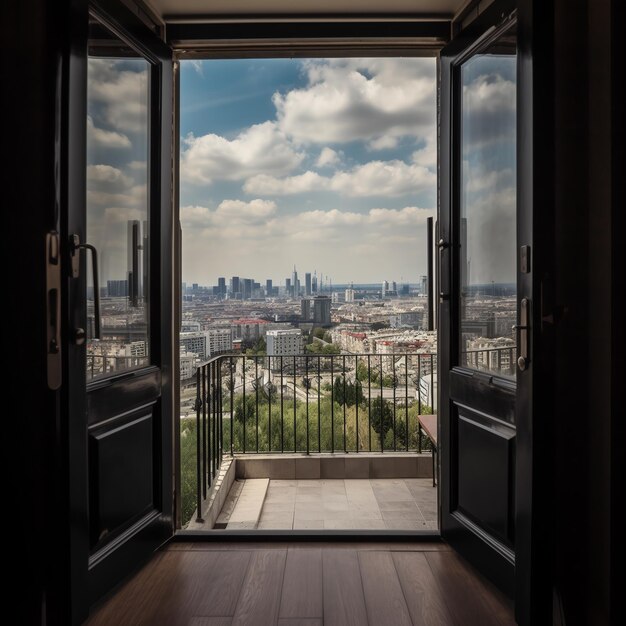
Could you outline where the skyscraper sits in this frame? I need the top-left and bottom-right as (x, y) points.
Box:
(305, 272), (312, 296)
(218, 277), (226, 297)
(265, 279), (273, 296)
(230, 276), (240, 297)
(313, 296), (332, 326)
(242, 278), (253, 300)
(381, 280), (389, 298)
(292, 265), (299, 297)
(312, 271), (318, 293)
(285, 278), (291, 296)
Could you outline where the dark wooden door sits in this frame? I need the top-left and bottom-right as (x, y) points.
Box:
(439, 0), (522, 600)
(63, 1), (173, 621)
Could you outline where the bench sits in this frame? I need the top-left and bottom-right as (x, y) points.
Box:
(417, 414), (438, 487)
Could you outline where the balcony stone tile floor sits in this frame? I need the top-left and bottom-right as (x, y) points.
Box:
(220, 478), (438, 531)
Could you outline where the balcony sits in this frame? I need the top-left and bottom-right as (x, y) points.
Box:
(181, 347), (514, 532)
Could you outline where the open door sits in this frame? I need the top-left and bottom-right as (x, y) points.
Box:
(439, 0), (523, 601)
(62, 1), (174, 621)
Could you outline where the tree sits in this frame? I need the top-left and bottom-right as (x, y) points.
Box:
(333, 376), (364, 407)
(371, 321), (390, 331)
(313, 327), (326, 340)
(246, 336), (266, 355)
(370, 397), (394, 439)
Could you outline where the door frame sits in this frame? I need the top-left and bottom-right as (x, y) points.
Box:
(63, 0), (174, 621)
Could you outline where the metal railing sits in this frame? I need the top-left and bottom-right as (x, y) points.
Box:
(187, 346), (515, 523)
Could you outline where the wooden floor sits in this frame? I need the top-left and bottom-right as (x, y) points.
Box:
(87, 542), (516, 626)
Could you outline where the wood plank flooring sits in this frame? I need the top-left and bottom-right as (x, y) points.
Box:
(86, 542), (515, 626)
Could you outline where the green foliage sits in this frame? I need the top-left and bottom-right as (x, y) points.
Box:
(313, 327), (326, 339)
(370, 397), (394, 437)
(333, 375), (365, 407)
(371, 321), (390, 331)
(245, 336), (266, 355)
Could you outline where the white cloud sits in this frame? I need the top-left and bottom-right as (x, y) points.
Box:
(181, 202), (435, 282)
(87, 116), (130, 149)
(243, 171), (325, 195)
(273, 58), (436, 146)
(463, 71), (516, 150)
(215, 199), (277, 222)
(87, 184), (147, 210)
(244, 159), (435, 198)
(180, 121), (305, 185)
(316, 147), (341, 168)
(88, 59), (149, 134)
(87, 164), (133, 187)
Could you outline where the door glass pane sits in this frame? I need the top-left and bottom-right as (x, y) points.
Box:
(86, 16), (150, 380)
(459, 25), (517, 378)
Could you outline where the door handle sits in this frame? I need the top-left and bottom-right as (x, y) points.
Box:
(514, 297), (530, 371)
(46, 231), (62, 390)
(70, 234), (101, 340)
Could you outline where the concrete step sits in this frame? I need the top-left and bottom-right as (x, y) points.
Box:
(224, 478), (269, 530)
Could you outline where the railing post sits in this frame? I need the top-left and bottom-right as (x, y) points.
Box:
(242, 355), (246, 454)
(305, 355), (309, 455)
(229, 356), (234, 456)
(380, 354), (384, 453)
(268, 356), (272, 452)
(343, 355), (347, 453)
(195, 365), (203, 523)
(293, 355), (297, 452)
(367, 354), (372, 452)
(330, 355), (334, 453)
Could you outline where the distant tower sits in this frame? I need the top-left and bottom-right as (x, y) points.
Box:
(421, 275), (428, 295)
(265, 279), (273, 297)
(285, 278), (291, 296)
(292, 265), (299, 297)
(312, 270), (318, 293)
(381, 280), (389, 298)
(305, 272), (312, 296)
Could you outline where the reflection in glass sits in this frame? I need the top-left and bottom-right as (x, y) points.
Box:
(86, 16), (150, 380)
(459, 25), (517, 377)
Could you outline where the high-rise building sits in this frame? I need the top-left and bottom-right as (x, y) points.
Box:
(312, 271), (318, 293)
(421, 275), (428, 295)
(292, 265), (299, 297)
(381, 280), (389, 298)
(313, 295), (332, 326)
(301, 298), (312, 321)
(305, 272), (312, 296)
(242, 278), (253, 300)
(265, 279), (273, 296)
(285, 278), (291, 296)
(218, 277), (226, 297)
(230, 276), (240, 297)
(392, 281), (397, 293)
(345, 287), (355, 303)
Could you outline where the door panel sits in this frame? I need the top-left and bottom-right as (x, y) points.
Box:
(65, 2), (173, 621)
(439, 0), (519, 601)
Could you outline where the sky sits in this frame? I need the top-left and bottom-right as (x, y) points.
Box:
(84, 52), (517, 288)
(179, 58), (438, 286)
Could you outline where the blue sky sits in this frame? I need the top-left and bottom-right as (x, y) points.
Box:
(179, 58), (438, 285)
